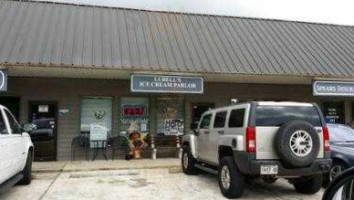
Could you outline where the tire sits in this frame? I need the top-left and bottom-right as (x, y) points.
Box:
(218, 156), (245, 199)
(18, 150), (32, 185)
(275, 120), (320, 168)
(323, 167), (354, 200)
(293, 174), (323, 194)
(262, 176), (278, 184)
(181, 147), (198, 175)
(323, 160), (348, 187)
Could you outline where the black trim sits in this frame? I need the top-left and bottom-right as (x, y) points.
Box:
(248, 101), (258, 127)
(233, 151), (332, 176)
(0, 173), (23, 193)
(313, 103), (327, 127)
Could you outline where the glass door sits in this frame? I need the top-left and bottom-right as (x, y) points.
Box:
(29, 101), (57, 161)
(322, 101), (345, 124)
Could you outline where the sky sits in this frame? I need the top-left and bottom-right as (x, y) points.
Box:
(36, 0), (354, 26)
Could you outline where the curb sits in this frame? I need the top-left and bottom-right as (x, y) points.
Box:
(33, 165), (181, 174)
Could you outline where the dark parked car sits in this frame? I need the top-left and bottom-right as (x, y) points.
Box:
(325, 124), (354, 185)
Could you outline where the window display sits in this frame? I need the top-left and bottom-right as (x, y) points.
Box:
(156, 97), (184, 135)
(120, 97), (149, 134)
(120, 97), (149, 158)
(80, 97), (112, 137)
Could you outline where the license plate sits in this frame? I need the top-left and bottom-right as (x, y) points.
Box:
(260, 165), (278, 175)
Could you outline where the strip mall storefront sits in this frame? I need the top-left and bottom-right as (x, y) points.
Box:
(1, 71), (354, 161)
(2, 0), (354, 161)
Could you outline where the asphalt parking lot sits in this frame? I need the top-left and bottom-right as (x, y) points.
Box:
(0, 168), (324, 200)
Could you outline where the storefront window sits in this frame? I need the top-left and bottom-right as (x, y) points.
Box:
(120, 97), (149, 158)
(322, 101), (345, 124)
(80, 97), (112, 137)
(156, 97), (184, 135)
(120, 97), (149, 135)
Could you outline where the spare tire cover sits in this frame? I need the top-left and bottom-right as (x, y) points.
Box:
(275, 120), (320, 168)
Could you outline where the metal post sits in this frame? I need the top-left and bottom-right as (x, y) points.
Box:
(151, 134), (156, 160)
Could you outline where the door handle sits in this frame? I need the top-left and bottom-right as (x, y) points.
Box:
(204, 131), (210, 134)
(218, 130), (225, 135)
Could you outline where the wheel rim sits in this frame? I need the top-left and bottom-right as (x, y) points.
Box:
(221, 165), (231, 189)
(183, 152), (189, 169)
(289, 130), (313, 157)
(330, 165), (344, 182)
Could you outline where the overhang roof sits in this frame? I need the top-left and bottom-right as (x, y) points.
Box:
(1, 0), (354, 78)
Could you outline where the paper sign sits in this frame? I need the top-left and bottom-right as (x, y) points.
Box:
(90, 124), (108, 148)
(38, 105), (49, 113)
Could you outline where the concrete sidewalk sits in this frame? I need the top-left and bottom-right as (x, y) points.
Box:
(32, 158), (181, 173)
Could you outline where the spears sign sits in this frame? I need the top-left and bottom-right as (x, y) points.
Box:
(313, 80), (354, 96)
(0, 69), (7, 92)
(131, 74), (204, 94)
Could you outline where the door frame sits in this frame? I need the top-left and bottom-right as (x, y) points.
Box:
(28, 101), (58, 161)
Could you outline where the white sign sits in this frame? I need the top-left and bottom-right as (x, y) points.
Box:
(59, 109), (69, 116)
(90, 124), (107, 148)
(38, 105), (49, 113)
(131, 74), (204, 94)
(163, 119), (184, 135)
(313, 80), (354, 96)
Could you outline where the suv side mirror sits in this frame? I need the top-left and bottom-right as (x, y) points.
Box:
(193, 128), (199, 136)
(22, 123), (36, 133)
(190, 122), (198, 130)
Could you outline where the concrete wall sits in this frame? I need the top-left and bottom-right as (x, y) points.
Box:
(3, 77), (351, 160)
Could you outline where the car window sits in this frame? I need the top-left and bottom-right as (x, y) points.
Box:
(256, 106), (322, 127)
(328, 125), (354, 142)
(200, 114), (212, 129)
(229, 109), (245, 128)
(4, 109), (21, 134)
(0, 111), (8, 134)
(214, 111), (227, 128)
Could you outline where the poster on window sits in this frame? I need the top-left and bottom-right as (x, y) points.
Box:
(156, 98), (184, 135)
(120, 97), (149, 134)
(120, 97), (149, 158)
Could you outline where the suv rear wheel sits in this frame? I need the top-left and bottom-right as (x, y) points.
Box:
(293, 174), (323, 194)
(275, 120), (320, 168)
(218, 156), (244, 199)
(181, 146), (198, 175)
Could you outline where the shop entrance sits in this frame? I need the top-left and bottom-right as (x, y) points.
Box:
(322, 101), (345, 124)
(29, 101), (57, 161)
(0, 96), (20, 120)
(191, 103), (215, 128)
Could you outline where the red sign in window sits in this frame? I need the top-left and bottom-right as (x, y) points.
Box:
(123, 106), (147, 116)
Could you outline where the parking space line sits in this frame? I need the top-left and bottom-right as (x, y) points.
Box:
(38, 163), (67, 200)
